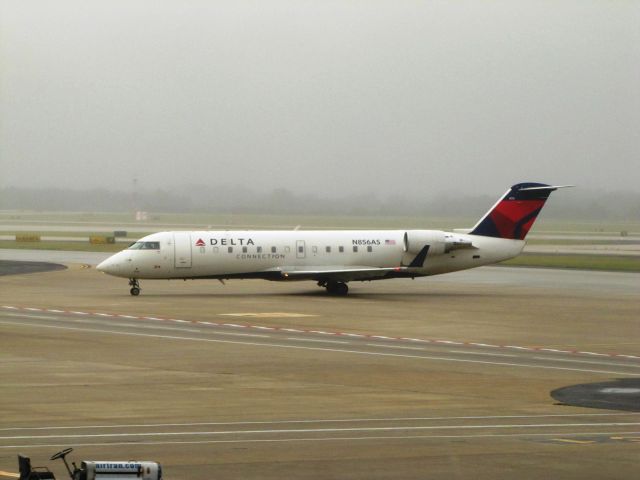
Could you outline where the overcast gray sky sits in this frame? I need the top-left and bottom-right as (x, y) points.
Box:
(1, 0), (638, 197)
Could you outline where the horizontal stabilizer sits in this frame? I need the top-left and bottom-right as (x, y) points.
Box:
(519, 185), (575, 191)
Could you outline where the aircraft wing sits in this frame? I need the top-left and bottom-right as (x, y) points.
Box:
(265, 265), (408, 282)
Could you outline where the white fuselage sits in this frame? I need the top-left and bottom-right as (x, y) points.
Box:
(97, 229), (524, 281)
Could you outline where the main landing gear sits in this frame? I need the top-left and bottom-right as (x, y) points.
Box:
(129, 278), (141, 296)
(319, 280), (349, 296)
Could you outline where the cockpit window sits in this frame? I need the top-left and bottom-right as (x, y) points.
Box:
(128, 241), (160, 250)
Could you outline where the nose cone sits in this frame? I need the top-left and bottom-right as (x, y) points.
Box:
(97, 255), (120, 275)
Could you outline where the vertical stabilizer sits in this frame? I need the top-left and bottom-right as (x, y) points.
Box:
(469, 183), (571, 240)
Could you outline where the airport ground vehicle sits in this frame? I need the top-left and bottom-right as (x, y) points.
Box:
(18, 448), (162, 480)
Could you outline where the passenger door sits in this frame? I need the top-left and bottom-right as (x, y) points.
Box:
(174, 232), (192, 268)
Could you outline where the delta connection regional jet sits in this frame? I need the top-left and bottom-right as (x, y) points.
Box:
(97, 183), (571, 296)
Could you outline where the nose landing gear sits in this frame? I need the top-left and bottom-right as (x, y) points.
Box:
(129, 278), (141, 296)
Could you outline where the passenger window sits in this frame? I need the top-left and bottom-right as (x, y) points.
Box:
(228, 246), (233, 253)
(298, 246), (303, 253)
(353, 246), (358, 253)
(367, 246), (373, 252)
(242, 246), (248, 253)
(326, 246), (331, 253)
(257, 246), (262, 253)
(339, 246), (344, 253)
(271, 246), (276, 253)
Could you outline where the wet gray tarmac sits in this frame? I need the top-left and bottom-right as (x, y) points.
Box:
(0, 260), (66, 276)
(551, 379), (640, 412)
(0, 253), (638, 479)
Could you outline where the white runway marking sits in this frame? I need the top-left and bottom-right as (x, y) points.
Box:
(3, 305), (640, 360)
(3, 422), (640, 440)
(219, 312), (317, 318)
(452, 351), (517, 358)
(532, 356), (640, 368)
(287, 337), (350, 345)
(0, 319), (637, 376)
(0, 412), (640, 432)
(4, 313), (64, 321)
(2, 412), (638, 431)
(366, 343), (425, 352)
(5, 431), (640, 449)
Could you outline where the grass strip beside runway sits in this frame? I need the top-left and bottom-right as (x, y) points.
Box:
(501, 253), (640, 272)
(0, 241), (123, 252)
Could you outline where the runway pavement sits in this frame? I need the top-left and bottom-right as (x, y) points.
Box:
(1, 307), (639, 378)
(0, 249), (110, 265)
(0, 254), (639, 479)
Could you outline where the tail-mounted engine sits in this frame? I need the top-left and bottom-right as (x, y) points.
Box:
(403, 230), (476, 257)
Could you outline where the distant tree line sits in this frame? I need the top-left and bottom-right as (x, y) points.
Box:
(0, 185), (638, 221)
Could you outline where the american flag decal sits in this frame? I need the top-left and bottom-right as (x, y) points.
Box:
(385, 239), (396, 245)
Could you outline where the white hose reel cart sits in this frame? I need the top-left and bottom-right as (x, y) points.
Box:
(18, 448), (162, 480)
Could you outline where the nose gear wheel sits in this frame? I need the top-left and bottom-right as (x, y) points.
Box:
(129, 278), (141, 296)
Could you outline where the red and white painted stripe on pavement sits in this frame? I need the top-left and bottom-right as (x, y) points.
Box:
(2, 305), (639, 361)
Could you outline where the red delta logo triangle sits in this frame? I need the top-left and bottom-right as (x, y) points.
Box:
(195, 238), (205, 247)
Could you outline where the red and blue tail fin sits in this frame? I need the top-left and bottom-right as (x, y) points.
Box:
(469, 183), (572, 240)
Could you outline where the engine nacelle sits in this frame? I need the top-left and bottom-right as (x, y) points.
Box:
(403, 230), (447, 256)
(404, 230), (476, 256)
